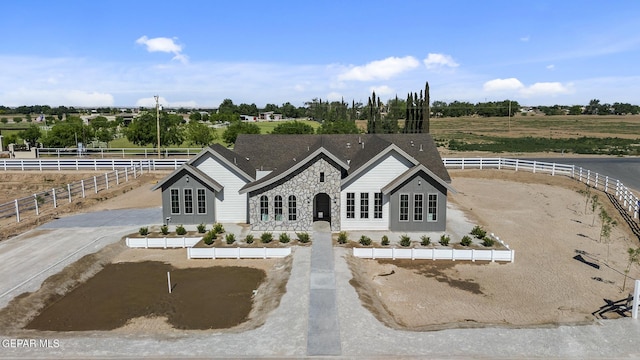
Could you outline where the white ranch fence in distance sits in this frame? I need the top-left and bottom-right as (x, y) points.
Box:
(0, 165), (145, 223)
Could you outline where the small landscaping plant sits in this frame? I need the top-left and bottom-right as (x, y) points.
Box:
(261, 232), (273, 244)
(225, 233), (236, 244)
(245, 234), (254, 244)
(197, 223), (207, 233)
(203, 230), (216, 245)
(359, 235), (372, 246)
(296, 232), (310, 243)
(381, 235), (390, 246)
(399, 234), (411, 247)
(279, 233), (290, 243)
(471, 225), (487, 239)
(460, 235), (472, 247)
(420, 235), (431, 246)
(138, 226), (149, 236)
(439, 234), (450, 246)
(482, 236), (495, 247)
(176, 224), (187, 235)
(160, 225), (169, 235)
(337, 231), (348, 244)
(213, 223), (225, 234)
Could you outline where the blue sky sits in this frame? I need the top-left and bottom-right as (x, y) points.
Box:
(1, 1), (639, 108)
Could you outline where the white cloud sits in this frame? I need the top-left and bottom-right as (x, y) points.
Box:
(338, 56), (420, 81)
(546, 64), (555, 70)
(483, 78), (525, 92)
(369, 85), (394, 97)
(520, 82), (573, 97)
(520, 36), (530, 42)
(326, 92), (343, 101)
(483, 78), (573, 98)
(135, 36), (189, 64)
(423, 53), (459, 70)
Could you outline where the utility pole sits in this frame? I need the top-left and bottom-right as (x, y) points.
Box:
(154, 95), (160, 158)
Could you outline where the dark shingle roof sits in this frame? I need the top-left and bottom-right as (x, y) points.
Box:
(233, 133), (450, 183)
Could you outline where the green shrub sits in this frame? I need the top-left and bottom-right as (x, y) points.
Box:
(225, 233), (236, 244)
(176, 224), (187, 235)
(381, 235), (390, 246)
(420, 235), (431, 246)
(482, 236), (495, 247)
(460, 235), (472, 246)
(471, 225), (487, 239)
(399, 234), (411, 247)
(439, 234), (450, 246)
(296, 232), (310, 243)
(279, 233), (290, 243)
(203, 231), (216, 245)
(245, 234), (254, 244)
(261, 232), (273, 243)
(213, 223), (225, 234)
(359, 235), (372, 246)
(337, 231), (348, 244)
(139, 226), (149, 236)
(197, 223), (207, 233)
(160, 225), (169, 235)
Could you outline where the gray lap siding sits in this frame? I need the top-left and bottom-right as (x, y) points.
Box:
(388, 171), (447, 232)
(160, 172), (216, 225)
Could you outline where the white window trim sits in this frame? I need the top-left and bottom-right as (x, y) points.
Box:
(183, 188), (194, 214)
(399, 193), (409, 222)
(360, 192), (369, 219)
(170, 188), (180, 215)
(427, 193), (438, 222)
(413, 193), (424, 222)
(197, 188), (206, 215)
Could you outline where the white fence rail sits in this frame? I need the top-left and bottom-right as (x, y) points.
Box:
(0, 158), (184, 171)
(0, 165), (145, 223)
(187, 247), (291, 259)
(125, 237), (202, 248)
(353, 247), (514, 262)
(36, 147), (201, 159)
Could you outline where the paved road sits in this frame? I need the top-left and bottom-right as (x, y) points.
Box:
(525, 157), (640, 191)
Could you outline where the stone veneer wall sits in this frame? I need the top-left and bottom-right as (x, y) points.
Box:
(248, 156), (341, 232)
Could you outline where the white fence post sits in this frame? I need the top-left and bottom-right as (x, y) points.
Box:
(94, 176), (98, 194)
(105, 173), (109, 190)
(633, 280), (640, 319)
(594, 173), (599, 189)
(34, 194), (39, 215)
(67, 184), (72, 203)
(15, 199), (20, 223)
(115, 170), (119, 185)
(81, 179), (85, 198)
(52, 188), (57, 208)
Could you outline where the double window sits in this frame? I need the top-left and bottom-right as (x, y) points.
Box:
(428, 194), (438, 222)
(170, 187), (207, 215)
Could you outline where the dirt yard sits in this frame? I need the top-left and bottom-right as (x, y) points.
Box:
(347, 170), (640, 330)
(2, 168), (640, 334)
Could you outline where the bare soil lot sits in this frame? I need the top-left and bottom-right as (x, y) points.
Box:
(347, 170), (640, 330)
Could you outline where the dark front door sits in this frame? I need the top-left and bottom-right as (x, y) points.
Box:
(313, 193), (331, 223)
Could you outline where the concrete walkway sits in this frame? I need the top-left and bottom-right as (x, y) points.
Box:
(307, 221), (341, 356)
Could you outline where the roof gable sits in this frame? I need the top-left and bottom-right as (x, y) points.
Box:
(151, 164), (223, 192)
(380, 164), (456, 195)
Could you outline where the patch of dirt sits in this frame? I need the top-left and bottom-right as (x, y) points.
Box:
(346, 171), (640, 331)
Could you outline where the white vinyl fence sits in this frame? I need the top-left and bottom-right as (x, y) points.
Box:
(125, 237), (202, 248)
(353, 247), (514, 262)
(0, 165), (144, 223)
(187, 247), (291, 259)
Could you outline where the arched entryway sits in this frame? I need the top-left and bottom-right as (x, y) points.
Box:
(313, 193), (331, 223)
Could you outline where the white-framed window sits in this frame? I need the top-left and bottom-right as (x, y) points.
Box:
(413, 193), (424, 221)
(170, 188), (180, 214)
(288, 195), (297, 221)
(197, 188), (206, 214)
(428, 193), (438, 222)
(274, 195), (283, 221)
(360, 192), (369, 219)
(399, 193), (409, 222)
(184, 188), (193, 214)
(260, 195), (269, 221)
(346, 193), (355, 219)
(374, 192), (383, 219)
